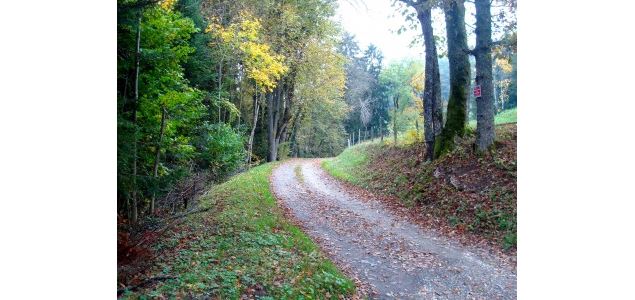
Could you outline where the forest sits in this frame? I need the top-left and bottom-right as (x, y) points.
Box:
(117, 0), (516, 223)
(117, 0), (517, 297)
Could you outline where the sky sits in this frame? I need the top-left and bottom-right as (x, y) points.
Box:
(333, 0), (509, 66)
(334, 0), (425, 65)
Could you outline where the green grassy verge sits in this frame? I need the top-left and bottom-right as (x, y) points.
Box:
(321, 146), (369, 186)
(122, 163), (354, 299)
(469, 108), (517, 128)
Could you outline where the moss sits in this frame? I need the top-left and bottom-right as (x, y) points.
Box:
(434, 83), (468, 158)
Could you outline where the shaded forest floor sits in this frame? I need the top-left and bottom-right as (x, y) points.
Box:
(117, 163), (355, 299)
(323, 124), (517, 258)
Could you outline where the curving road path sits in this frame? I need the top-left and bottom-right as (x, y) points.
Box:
(270, 159), (517, 299)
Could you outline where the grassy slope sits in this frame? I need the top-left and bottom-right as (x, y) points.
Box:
(468, 108), (517, 128)
(323, 122), (517, 250)
(122, 163), (354, 299)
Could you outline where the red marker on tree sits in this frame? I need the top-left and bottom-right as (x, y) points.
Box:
(473, 85), (482, 98)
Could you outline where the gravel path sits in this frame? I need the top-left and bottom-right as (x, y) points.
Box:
(270, 159), (517, 299)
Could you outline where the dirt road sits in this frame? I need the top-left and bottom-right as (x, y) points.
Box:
(270, 159), (516, 299)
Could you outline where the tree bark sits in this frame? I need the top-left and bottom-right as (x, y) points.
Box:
(151, 106), (167, 214)
(247, 87), (260, 167)
(474, 0), (496, 151)
(435, 0), (470, 157)
(275, 83), (293, 148)
(266, 86), (280, 162)
(416, 3), (443, 160)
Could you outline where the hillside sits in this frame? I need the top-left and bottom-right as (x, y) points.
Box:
(323, 123), (517, 252)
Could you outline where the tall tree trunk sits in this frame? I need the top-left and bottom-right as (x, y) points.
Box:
(393, 96), (398, 145)
(275, 84), (293, 148)
(415, 2), (443, 160)
(474, 0), (495, 151)
(237, 81), (243, 128)
(217, 59), (223, 124)
(247, 87), (260, 167)
(131, 13), (142, 223)
(151, 106), (167, 214)
(266, 87), (279, 162)
(435, 0), (470, 157)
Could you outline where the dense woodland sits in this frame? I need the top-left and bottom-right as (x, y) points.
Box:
(117, 0), (516, 223)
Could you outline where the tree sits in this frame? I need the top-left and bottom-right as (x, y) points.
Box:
(399, 0), (443, 160)
(379, 59), (424, 145)
(293, 31), (347, 157)
(434, 0), (471, 157)
(339, 34), (386, 146)
(118, 0), (200, 221)
(259, 0), (338, 162)
(473, 0), (495, 151)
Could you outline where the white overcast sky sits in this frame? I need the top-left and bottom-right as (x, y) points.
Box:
(334, 0), (488, 65)
(334, 0), (424, 64)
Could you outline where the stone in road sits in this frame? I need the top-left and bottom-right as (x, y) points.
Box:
(270, 159), (516, 299)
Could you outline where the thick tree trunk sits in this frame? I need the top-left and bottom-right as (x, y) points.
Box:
(415, 3), (443, 160)
(435, 0), (470, 157)
(474, 0), (496, 151)
(131, 13), (142, 223)
(275, 84), (293, 148)
(151, 106), (167, 214)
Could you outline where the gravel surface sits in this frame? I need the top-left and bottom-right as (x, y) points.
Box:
(270, 159), (517, 299)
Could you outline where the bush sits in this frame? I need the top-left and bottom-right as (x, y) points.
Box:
(197, 123), (245, 179)
(403, 128), (423, 145)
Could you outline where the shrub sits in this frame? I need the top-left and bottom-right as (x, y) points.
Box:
(403, 128), (423, 145)
(197, 123), (245, 179)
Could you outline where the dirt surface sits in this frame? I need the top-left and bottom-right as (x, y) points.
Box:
(271, 159), (517, 299)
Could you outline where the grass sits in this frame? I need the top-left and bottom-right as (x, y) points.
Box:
(468, 107), (517, 128)
(321, 145), (369, 186)
(121, 163), (355, 299)
(294, 165), (304, 183)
